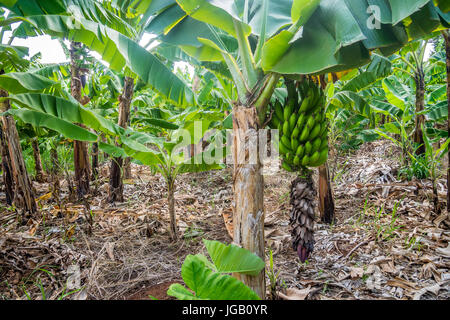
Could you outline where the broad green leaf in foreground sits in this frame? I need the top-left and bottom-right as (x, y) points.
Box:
(203, 239), (265, 276)
(177, 254), (260, 300)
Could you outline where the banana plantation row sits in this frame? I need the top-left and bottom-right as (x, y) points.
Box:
(0, 0), (449, 299)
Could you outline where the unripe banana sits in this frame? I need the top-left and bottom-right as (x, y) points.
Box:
(309, 151), (320, 165)
(306, 116), (315, 130)
(299, 126), (310, 142)
(293, 155), (300, 166)
(301, 155), (310, 166)
(320, 138), (328, 150)
(275, 101), (284, 121)
(284, 100), (295, 121)
(308, 123), (321, 141)
(291, 126), (301, 139)
(296, 145), (305, 158)
(310, 147), (328, 167)
(291, 137), (299, 152)
(312, 137), (321, 154)
(299, 92), (312, 113)
(289, 112), (298, 132)
(281, 135), (292, 150)
(279, 140), (290, 155)
(304, 141), (312, 156)
(283, 121), (290, 137)
(296, 113), (306, 129)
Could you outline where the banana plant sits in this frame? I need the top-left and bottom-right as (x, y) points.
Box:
(168, 239), (264, 300)
(124, 116), (225, 241)
(141, 0), (450, 297)
(413, 125), (450, 214)
(2, 0), (449, 298)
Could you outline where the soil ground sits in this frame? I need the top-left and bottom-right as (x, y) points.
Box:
(0, 140), (449, 300)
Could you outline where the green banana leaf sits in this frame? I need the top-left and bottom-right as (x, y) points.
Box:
(175, 254), (260, 300)
(12, 14), (193, 106)
(8, 93), (124, 136)
(3, 108), (97, 142)
(342, 54), (392, 92)
(203, 239), (265, 276)
(0, 72), (56, 94)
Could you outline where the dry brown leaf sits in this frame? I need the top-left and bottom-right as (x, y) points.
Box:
(380, 261), (397, 274)
(413, 283), (441, 300)
(278, 286), (311, 300)
(436, 243), (450, 258)
(105, 242), (115, 261)
(350, 267), (364, 279)
(386, 277), (418, 291)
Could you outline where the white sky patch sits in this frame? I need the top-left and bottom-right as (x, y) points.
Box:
(11, 35), (70, 64)
(174, 61), (195, 79)
(424, 41), (434, 61)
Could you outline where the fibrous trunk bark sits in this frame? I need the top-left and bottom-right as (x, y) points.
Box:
(31, 138), (45, 183)
(232, 106), (265, 299)
(444, 30), (450, 214)
(168, 179), (177, 241)
(413, 68), (426, 156)
(0, 122), (14, 205)
(50, 147), (59, 175)
(123, 157), (132, 180)
(318, 163), (335, 224)
(91, 141), (98, 180)
(70, 42), (90, 197)
(108, 76), (134, 203)
(0, 84), (37, 216)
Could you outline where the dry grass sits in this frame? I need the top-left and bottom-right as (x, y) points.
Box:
(1, 140), (449, 300)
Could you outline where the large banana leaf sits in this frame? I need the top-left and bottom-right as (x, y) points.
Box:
(6, 92), (168, 164)
(11, 14), (193, 106)
(157, 0), (448, 76)
(175, 254), (260, 300)
(8, 93), (123, 135)
(342, 54), (392, 92)
(3, 108), (98, 142)
(0, 72), (56, 93)
(203, 239), (265, 276)
(1, 0), (137, 37)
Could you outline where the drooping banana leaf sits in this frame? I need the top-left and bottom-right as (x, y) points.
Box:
(0, 72), (56, 94)
(154, 0), (449, 76)
(11, 14), (194, 106)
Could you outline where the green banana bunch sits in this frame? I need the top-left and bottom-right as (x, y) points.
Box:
(270, 79), (329, 172)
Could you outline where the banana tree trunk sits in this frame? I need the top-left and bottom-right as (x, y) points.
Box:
(232, 105), (265, 299)
(0, 85), (37, 216)
(444, 30), (450, 214)
(318, 162), (335, 224)
(50, 147), (59, 175)
(0, 122), (14, 205)
(91, 141), (98, 180)
(31, 138), (45, 183)
(123, 157), (132, 180)
(167, 178), (178, 241)
(70, 41), (90, 197)
(413, 68), (426, 155)
(108, 76), (134, 203)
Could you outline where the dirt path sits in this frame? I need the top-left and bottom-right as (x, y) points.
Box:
(0, 141), (449, 300)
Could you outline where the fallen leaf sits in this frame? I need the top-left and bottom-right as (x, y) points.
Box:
(350, 267), (364, 279)
(386, 277), (418, 291)
(436, 243), (450, 258)
(413, 283), (441, 300)
(278, 286), (311, 300)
